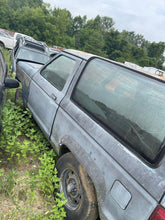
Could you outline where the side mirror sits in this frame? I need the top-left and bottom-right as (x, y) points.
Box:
(4, 78), (19, 89)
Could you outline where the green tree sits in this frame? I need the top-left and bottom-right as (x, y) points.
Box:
(85, 15), (114, 33)
(73, 15), (87, 34)
(73, 15), (87, 48)
(8, 0), (43, 10)
(121, 30), (147, 48)
(104, 30), (130, 61)
(51, 8), (75, 47)
(148, 42), (165, 58)
(148, 42), (165, 68)
(0, 0), (12, 29)
(100, 16), (115, 32)
(138, 57), (157, 67)
(0, 0), (164, 69)
(83, 30), (107, 57)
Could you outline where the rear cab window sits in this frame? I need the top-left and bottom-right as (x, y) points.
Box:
(72, 58), (165, 164)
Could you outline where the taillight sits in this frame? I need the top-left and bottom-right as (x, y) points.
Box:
(149, 205), (165, 220)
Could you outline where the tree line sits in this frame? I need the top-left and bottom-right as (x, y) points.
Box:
(0, 0), (165, 69)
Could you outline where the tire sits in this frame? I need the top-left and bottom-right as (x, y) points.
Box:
(56, 152), (98, 220)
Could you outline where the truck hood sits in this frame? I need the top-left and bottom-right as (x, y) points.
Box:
(17, 61), (43, 80)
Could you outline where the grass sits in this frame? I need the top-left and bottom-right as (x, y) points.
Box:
(0, 49), (66, 219)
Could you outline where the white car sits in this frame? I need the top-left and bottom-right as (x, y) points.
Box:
(0, 31), (34, 49)
(0, 31), (15, 49)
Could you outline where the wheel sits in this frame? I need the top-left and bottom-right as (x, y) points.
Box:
(56, 152), (98, 220)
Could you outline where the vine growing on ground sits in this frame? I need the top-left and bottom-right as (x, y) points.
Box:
(0, 99), (66, 219)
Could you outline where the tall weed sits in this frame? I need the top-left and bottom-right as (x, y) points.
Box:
(0, 99), (66, 219)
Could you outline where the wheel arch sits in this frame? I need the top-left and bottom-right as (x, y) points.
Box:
(57, 135), (106, 208)
(56, 151), (100, 220)
(59, 144), (70, 157)
(57, 139), (100, 199)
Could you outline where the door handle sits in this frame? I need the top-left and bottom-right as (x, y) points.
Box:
(51, 94), (57, 101)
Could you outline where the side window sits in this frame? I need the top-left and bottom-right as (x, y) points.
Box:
(72, 58), (165, 163)
(40, 55), (76, 91)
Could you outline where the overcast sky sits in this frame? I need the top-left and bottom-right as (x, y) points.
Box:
(44, 0), (165, 43)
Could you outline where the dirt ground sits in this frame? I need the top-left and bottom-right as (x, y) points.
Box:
(0, 157), (47, 219)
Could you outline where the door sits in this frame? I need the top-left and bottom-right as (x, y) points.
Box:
(27, 53), (82, 139)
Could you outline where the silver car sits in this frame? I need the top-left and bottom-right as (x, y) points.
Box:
(16, 49), (165, 220)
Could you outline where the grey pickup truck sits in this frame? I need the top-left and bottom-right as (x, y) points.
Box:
(16, 49), (165, 220)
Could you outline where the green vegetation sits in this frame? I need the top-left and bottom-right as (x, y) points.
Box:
(0, 0), (165, 69)
(0, 50), (66, 219)
(0, 99), (66, 219)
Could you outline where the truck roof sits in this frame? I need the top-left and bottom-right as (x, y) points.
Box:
(64, 49), (165, 82)
(64, 49), (95, 60)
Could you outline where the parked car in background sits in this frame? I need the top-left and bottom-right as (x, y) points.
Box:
(15, 49), (165, 220)
(0, 31), (15, 49)
(13, 32), (34, 47)
(0, 49), (19, 133)
(11, 37), (54, 77)
(0, 29), (34, 50)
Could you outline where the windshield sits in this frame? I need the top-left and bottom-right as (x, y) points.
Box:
(17, 48), (49, 64)
(0, 32), (13, 39)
